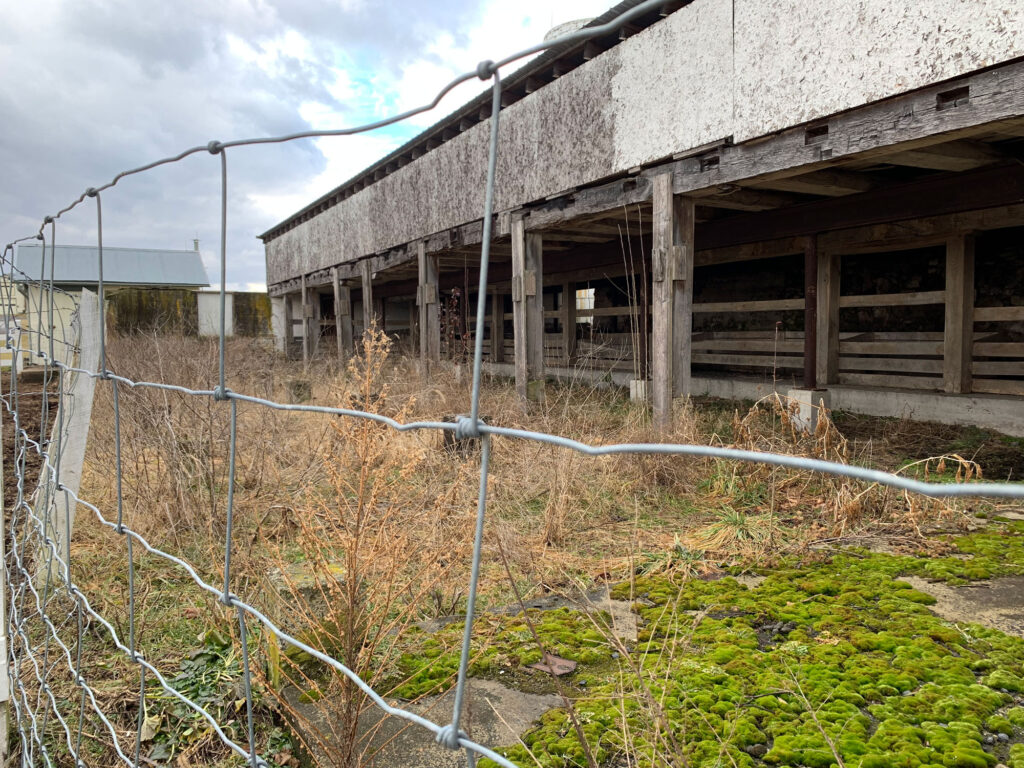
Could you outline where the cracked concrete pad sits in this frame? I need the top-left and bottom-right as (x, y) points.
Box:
(902, 575), (1024, 639)
(286, 679), (560, 768)
(733, 574), (766, 589)
(590, 586), (638, 644)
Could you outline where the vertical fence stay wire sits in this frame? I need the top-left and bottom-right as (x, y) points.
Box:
(2, 2), (1024, 766)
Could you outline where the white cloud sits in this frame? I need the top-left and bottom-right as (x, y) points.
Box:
(254, 0), (616, 224)
(1, 0), (619, 289)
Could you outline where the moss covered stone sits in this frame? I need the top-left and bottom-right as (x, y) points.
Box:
(478, 522), (1024, 767)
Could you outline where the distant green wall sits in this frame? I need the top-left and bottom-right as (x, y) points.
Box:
(232, 292), (272, 337)
(107, 289), (271, 336)
(107, 289), (199, 334)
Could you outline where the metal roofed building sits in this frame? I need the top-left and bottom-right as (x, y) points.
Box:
(262, 0), (1024, 435)
(10, 243), (210, 365)
(13, 243), (210, 289)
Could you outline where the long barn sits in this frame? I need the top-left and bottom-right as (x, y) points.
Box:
(261, 0), (1024, 435)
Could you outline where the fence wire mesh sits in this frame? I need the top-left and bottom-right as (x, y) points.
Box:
(3, 1), (1024, 766)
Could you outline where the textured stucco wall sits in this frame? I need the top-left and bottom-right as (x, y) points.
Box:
(267, 0), (1024, 286)
(733, 0), (1024, 141)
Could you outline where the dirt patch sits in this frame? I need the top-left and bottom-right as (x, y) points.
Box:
(901, 575), (1024, 638)
(1, 369), (58, 511)
(833, 411), (1024, 481)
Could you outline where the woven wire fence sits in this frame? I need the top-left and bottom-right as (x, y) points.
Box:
(3, 1), (1024, 765)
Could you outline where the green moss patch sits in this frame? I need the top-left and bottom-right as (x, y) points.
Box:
(480, 522), (1024, 767)
(390, 607), (615, 699)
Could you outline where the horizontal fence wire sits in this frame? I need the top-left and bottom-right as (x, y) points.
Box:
(3, 1), (1024, 765)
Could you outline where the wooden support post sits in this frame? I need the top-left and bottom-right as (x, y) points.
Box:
(803, 236), (818, 389)
(816, 250), (840, 386)
(300, 274), (310, 364)
(526, 231), (545, 399)
(332, 268), (353, 359)
(490, 290), (504, 363)
(944, 233), (975, 393)
(417, 241), (440, 362)
(361, 260), (374, 334)
(283, 292), (294, 358)
(512, 216), (545, 401)
(651, 173), (694, 429)
(408, 298), (418, 355)
(672, 197), (695, 397)
(562, 281), (576, 364)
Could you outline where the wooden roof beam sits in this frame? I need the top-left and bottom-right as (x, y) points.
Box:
(747, 170), (876, 196)
(694, 186), (806, 211)
(879, 140), (1006, 171)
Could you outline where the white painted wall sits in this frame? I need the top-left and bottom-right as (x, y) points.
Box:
(197, 292), (233, 337)
(732, 0), (1024, 141)
(270, 297), (287, 352)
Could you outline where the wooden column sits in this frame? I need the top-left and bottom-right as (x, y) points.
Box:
(672, 198), (695, 398)
(512, 216), (545, 401)
(944, 233), (975, 393)
(562, 281), (576, 365)
(300, 273), (311, 364)
(651, 173), (694, 429)
(332, 267), (353, 359)
(283, 292), (294, 358)
(407, 298), (418, 355)
(360, 260), (374, 334)
(803, 236), (818, 389)
(490, 290), (504, 363)
(816, 250), (840, 386)
(417, 242), (440, 362)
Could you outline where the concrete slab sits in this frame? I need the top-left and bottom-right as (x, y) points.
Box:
(901, 575), (1024, 639)
(285, 678), (560, 768)
(733, 574), (766, 589)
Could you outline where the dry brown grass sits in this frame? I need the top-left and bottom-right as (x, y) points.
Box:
(64, 331), (985, 766)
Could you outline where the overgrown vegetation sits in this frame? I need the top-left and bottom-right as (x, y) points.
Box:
(27, 331), (1018, 767)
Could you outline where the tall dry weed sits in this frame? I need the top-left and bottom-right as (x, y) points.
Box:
(260, 329), (475, 768)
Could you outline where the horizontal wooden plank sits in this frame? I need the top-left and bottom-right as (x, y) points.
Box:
(692, 353), (803, 368)
(838, 290), (946, 308)
(974, 342), (1024, 357)
(841, 331), (946, 341)
(974, 306), (1024, 322)
(692, 339), (804, 353)
(972, 378), (1024, 396)
(697, 330), (807, 339)
(840, 341), (943, 355)
(839, 372), (942, 390)
(972, 361), (1024, 376)
(581, 306), (644, 317)
(693, 298), (804, 313)
(839, 356), (943, 374)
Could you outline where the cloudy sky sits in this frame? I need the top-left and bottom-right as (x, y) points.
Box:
(1, 0), (613, 290)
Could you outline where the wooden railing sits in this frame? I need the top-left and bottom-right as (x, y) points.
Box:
(972, 305), (1024, 396)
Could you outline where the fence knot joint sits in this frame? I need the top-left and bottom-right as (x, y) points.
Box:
(213, 385), (232, 402)
(477, 60), (496, 80)
(455, 415), (483, 440)
(436, 724), (468, 750)
(208, 140), (224, 155)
